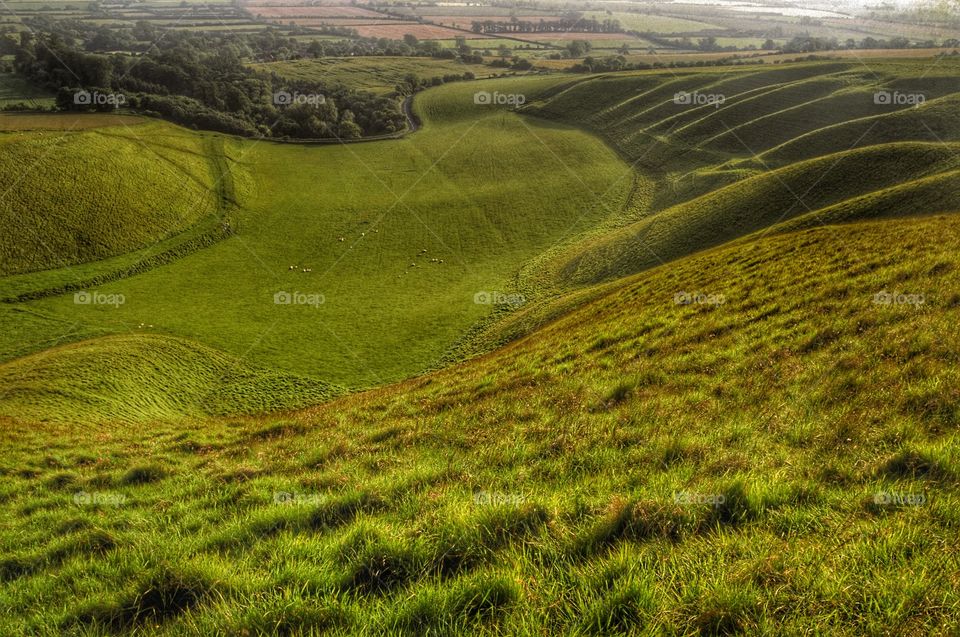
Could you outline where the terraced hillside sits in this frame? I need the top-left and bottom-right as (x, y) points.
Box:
(0, 211), (956, 635)
(516, 59), (960, 291)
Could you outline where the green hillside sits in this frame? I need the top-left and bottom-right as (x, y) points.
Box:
(536, 142), (960, 286)
(0, 334), (340, 424)
(1, 53), (959, 636)
(511, 59), (960, 293)
(0, 121), (232, 276)
(4, 61), (960, 412)
(0, 212), (956, 635)
(2, 78), (632, 388)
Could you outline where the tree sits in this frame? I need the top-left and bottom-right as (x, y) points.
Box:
(698, 36), (719, 51)
(567, 40), (592, 58)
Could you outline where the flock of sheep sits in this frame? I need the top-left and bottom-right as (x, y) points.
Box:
(284, 231), (445, 278)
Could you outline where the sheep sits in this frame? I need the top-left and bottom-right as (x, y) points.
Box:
(338, 237), (345, 242)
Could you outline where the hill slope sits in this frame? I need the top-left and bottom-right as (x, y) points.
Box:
(0, 212), (956, 635)
(0, 121), (232, 276)
(2, 78), (632, 388)
(512, 59), (960, 294)
(0, 334), (340, 424)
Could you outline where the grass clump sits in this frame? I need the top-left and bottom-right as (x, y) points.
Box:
(120, 463), (169, 485)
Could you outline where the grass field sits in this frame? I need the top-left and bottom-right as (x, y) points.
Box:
(2, 57), (960, 634)
(0, 210), (957, 634)
(1, 77), (631, 390)
(0, 120), (228, 276)
(0, 72), (55, 108)
(583, 11), (722, 33)
(0, 113), (146, 131)
(252, 57), (495, 95)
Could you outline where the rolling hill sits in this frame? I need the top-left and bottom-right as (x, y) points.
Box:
(1, 77), (632, 389)
(0, 210), (956, 634)
(0, 120), (233, 277)
(0, 52), (958, 636)
(3, 60), (960, 414)
(0, 333), (339, 425)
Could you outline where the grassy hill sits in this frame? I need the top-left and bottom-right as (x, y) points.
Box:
(4, 61), (960, 412)
(0, 120), (232, 276)
(2, 77), (632, 389)
(509, 59), (960, 294)
(0, 334), (340, 424)
(534, 142), (960, 287)
(0, 211), (956, 635)
(1, 54), (960, 636)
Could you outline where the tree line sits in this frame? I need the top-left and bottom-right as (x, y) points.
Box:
(4, 20), (471, 139)
(470, 17), (622, 34)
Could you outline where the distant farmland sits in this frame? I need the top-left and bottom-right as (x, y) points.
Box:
(252, 57), (495, 95)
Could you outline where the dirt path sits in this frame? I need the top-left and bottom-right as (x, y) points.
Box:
(402, 95), (420, 133)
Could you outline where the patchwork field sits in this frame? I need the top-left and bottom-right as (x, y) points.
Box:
(253, 57), (494, 95)
(583, 11), (722, 33)
(247, 6), (386, 20)
(351, 24), (490, 40)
